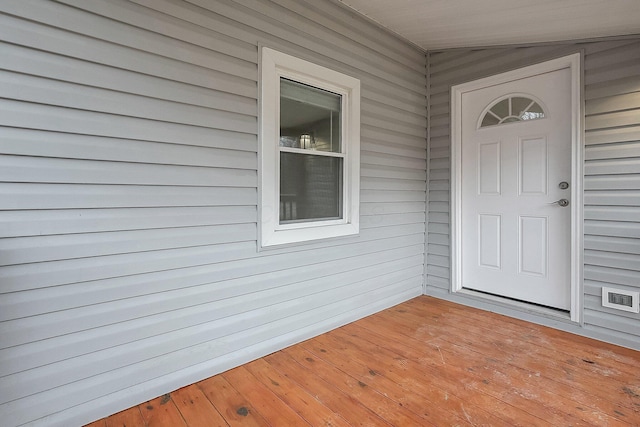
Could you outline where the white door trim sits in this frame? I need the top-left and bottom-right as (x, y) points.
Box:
(450, 53), (584, 323)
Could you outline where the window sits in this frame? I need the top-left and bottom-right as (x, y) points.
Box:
(479, 95), (545, 128)
(260, 47), (360, 247)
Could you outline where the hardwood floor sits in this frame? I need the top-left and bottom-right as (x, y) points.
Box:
(87, 296), (640, 426)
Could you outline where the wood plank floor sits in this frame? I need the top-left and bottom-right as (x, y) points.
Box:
(87, 296), (640, 427)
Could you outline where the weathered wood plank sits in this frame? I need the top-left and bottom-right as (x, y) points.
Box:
(221, 366), (311, 426)
(329, 325), (550, 426)
(298, 332), (481, 425)
(283, 345), (435, 426)
(265, 351), (394, 426)
(243, 358), (350, 427)
(88, 297), (640, 427)
(171, 385), (228, 427)
(139, 394), (187, 427)
(197, 375), (268, 427)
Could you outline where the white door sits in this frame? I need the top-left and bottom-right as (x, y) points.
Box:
(460, 68), (572, 310)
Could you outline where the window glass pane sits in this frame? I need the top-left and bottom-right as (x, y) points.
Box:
(511, 97), (532, 116)
(481, 113), (500, 127)
(480, 96), (546, 128)
(280, 152), (343, 223)
(490, 99), (509, 118)
(521, 101), (545, 120)
(527, 102), (544, 115)
(280, 78), (341, 153)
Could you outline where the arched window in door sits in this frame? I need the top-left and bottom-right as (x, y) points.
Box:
(479, 95), (546, 128)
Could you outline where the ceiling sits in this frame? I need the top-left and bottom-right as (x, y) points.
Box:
(337, 0), (640, 51)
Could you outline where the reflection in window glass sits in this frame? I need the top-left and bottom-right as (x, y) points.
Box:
(279, 78), (344, 224)
(480, 95), (545, 128)
(280, 152), (343, 223)
(280, 78), (341, 153)
(511, 97), (532, 116)
(260, 46), (360, 247)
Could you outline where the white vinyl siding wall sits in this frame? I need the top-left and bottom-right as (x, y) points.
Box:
(583, 39), (640, 344)
(426, 38), (640, 350)
(0, 1), (426, 426)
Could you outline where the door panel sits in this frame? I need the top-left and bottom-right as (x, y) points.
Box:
(479, 214), (501, 269)
(478, 141), (501, 194)
(461, 69), (572, 310)
(519, 136), (547, 195)
(519, 215), (547, 276)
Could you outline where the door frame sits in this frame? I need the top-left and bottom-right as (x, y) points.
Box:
(450, 53), (584, 323)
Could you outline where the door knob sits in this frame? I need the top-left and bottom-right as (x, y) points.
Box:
(549, 198), (569, 207)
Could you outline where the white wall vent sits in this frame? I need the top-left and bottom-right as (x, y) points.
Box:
(601, 287), (640, 313)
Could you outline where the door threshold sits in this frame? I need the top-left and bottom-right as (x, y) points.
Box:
(459, 288), (572, 322)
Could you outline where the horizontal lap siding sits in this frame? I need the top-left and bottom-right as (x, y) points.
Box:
(583, 39), (640, 346)
(426, 38), (640, 349)
(0, 1), (426, 426)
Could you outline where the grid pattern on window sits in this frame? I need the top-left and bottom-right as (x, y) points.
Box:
(480, 95), (545, 128)
(260, 47), (360, 247)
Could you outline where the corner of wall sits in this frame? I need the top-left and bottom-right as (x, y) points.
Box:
(423, 50), (431, 295)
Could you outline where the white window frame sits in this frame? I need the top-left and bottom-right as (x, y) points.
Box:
(260, 47), (360, 247)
